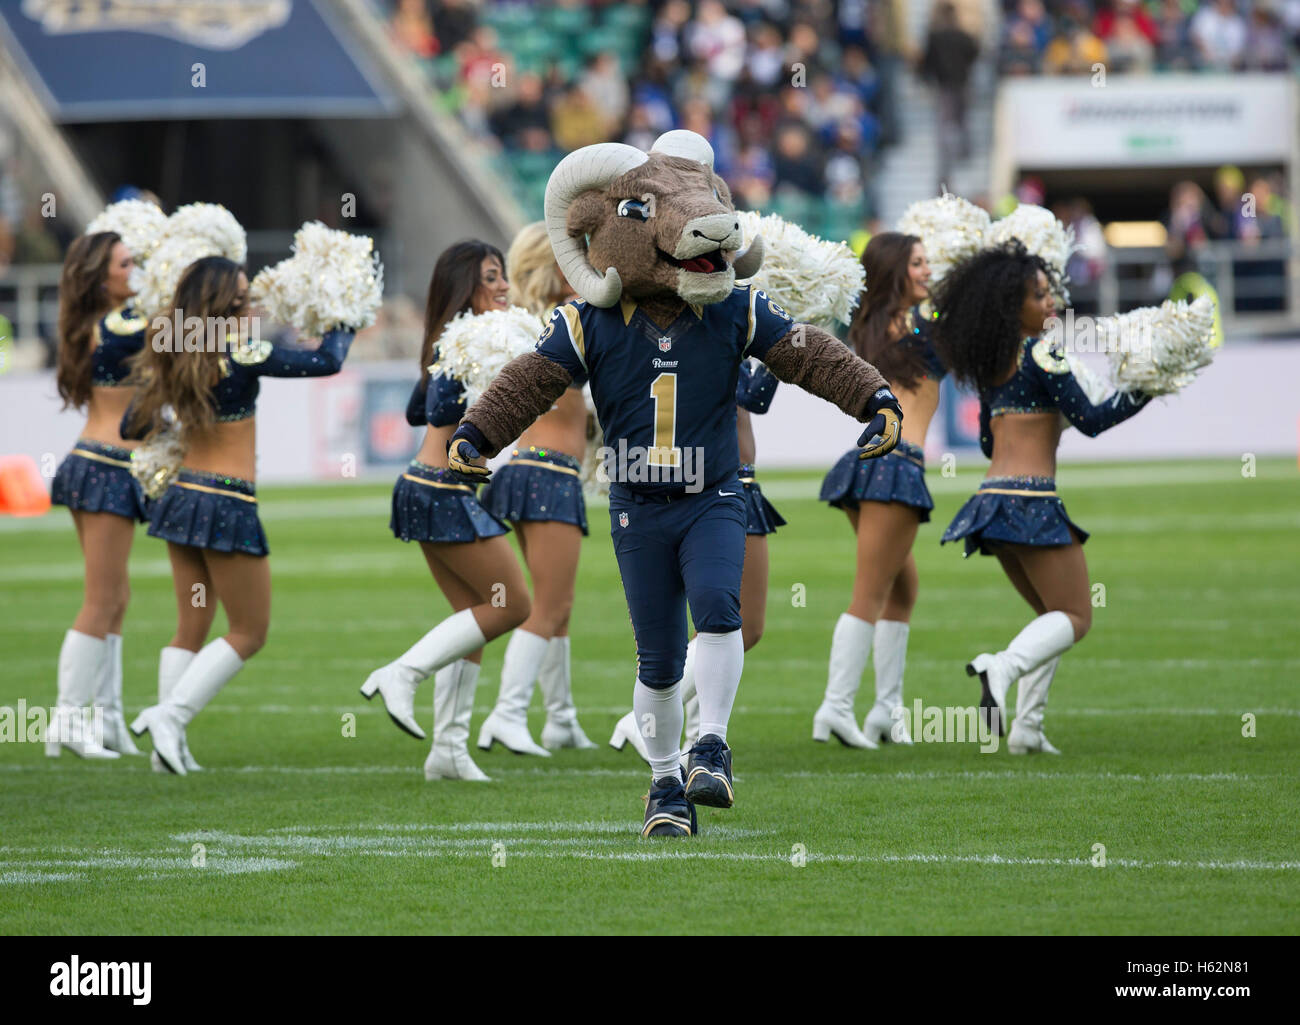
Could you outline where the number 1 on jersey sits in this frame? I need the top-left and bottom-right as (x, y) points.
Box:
(648, 372), (681, 467)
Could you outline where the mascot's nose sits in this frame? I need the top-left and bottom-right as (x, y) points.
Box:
(675, 213), (743, 259)
(692, 221), (739, 242)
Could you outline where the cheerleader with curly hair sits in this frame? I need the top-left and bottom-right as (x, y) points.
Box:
(124, 257), (357, 773)
(476, 222), (596, 755)
(813, 232), (936, 748)
(362, 240), (532, 781)
(47, 232), (145, 759)
(932, 242), (1151, 753)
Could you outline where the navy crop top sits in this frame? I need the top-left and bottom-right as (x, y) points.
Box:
(906, 305), (946, 382)
(91, 306), (148, 386)
(736, 358), (778, 413)
(405, 352), (468, 429)
(978, 335), (1150, 458)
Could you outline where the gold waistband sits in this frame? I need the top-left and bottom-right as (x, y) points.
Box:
(402, 473), (473, 492)
(70, 447), (131, 470)
(509, 457), (580, 477)
(738, 477), (755, 484)
(176, 481), (258, 503)
(978, 487), (1059, 498)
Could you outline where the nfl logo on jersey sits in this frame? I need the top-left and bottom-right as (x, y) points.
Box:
(658, 337), (672, 352)
(619, 512), (629, 527)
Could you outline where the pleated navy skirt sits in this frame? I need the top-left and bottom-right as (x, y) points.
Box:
(147, 469), (268, 556)
(390, 460), (508, 544)
(480, 446), (588, 535)
(739, 464), (785, 536)
(941, 476), (1089, 557)
(818, 439), (934, 522)
(50, 439), (149, 523)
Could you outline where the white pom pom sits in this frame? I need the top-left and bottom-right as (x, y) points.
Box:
(896, 192), (991, 287)
(735, 210), (864, 328)
(133, 234), (222, 315)
(430, 306), (544, 409)
(85, 200), (168, 264)
(984, 204), (1076, 303)
(251, 221), (383, 336)
(164, 203), (247, 264)
(130, 428), (185, 500)
(1101, 295), (1217, 397)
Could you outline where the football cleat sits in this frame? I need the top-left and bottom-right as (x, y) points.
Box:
(641, 776), (697, 838)
(684, 734), (735, 809)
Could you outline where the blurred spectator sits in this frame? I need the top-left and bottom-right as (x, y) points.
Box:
(1104, 6), (1156, 73)
(748, 22), (787, 87)
(824, 121), (868, 205)
(489, 72), (553, 152)
(772, 124), (824, 196)
(1043, 15), (1108, 75)
(551, 82), (614, 151)
(651, 0), (691, 63)
(581, 53), (630, 127)
(1166, 180), (1212, 260)
(1093, 0), (1159, 45)
(390, 0), (438, 58)
(1208, 164), (1246, 240)
(431, 0), (476, 52)
(686, 0), (747, 82)
(1059, 197), (1106, 288)
(921, 2), (979, 188)
(1190, 0), (1248, 70)
(1243, 5), (1290, 70)
(1153, 0), (1196, 68)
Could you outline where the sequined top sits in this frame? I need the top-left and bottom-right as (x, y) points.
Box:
(736, 358), (778, 413)
(905, 305), (946, 382)
(978, 335), (1150, 458)
(91, 306), (148, 386)
(405, 353), (467, 429)
(210, 329), (354, 422)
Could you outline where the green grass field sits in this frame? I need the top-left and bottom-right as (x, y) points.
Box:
(2, 458), (1298, 934)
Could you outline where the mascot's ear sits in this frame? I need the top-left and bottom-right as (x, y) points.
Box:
(714, 175), (734, 209)
(566, 191), (608, 238)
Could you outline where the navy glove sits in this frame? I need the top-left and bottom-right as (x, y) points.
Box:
(447, 422), (491, 483)
(857, 387), (903, 460)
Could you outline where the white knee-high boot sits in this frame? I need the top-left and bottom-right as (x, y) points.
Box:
(361, 608), (486, 740)
(97, 633), (140, 755)
(814, 614), (876, 749)
(538, 636), (596, 750)
(478, 629), (550, 756)
(154, 646), (200, 772)
(1009, 657), (1062, 754)
(864, 620), (912, 745)
(48, 630), (117, 759)
(967, 612), (1075, 736)
(132, 638), (244, 775)
(426, 659), (490, 780)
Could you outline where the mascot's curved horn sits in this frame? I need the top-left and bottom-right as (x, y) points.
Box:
(651, 130), (764, 279)
(544, 143), (649, 307)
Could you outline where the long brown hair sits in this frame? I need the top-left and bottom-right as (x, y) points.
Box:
(846, 232), (926, 391)
(124, 257), (247, 443)
(56, 232), (122, 409)
(420, 239), (505, 382)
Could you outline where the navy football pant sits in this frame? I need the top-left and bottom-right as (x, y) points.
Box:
(609, 482), (746, 689)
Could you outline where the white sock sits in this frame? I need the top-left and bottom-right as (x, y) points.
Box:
(96, 633), (124, 708)
(678, 637), (698, 704)
(824, 613), (873, 712)
(57, 629), (107, 707)
(634, 678), (683, 780)
(693, 629), (744, 743)
(1002, 611), (1075, 677)
(167, 637), (244, 726)
(397, 608), (487, 679)
(872, 620), (909, 713)
(158, 646), (196, 703)
(496, 629), (550, 716)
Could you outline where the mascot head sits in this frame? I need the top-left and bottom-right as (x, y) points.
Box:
(544, 130), (764, 308)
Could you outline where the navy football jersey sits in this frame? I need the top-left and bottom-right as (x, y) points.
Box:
(535, 286), (793, 496)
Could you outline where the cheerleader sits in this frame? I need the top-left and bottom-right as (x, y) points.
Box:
(477, 223), (595, 755)
(813, 232), (935, 748)
(123, 257), (356, 774)
(47, 232), (145, 759)
(932, 242), (1151, 752)
(608, 358), (785, 761)
(364, 240), (532, 781)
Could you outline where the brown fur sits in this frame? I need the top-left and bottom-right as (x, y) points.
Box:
(761, 325), (889, 420)
(470, 352), (573, 456)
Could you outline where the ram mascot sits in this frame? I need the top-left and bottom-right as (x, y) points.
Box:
(449, 130), (901, 837)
